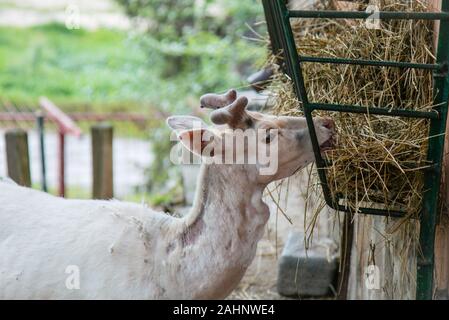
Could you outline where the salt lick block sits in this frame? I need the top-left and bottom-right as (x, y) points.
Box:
(277, 231), (338, 297)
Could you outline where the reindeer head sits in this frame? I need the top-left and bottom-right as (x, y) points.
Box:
(167, 90), (335, 185)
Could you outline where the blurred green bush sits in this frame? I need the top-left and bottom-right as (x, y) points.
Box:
(115, 0), (267, 200)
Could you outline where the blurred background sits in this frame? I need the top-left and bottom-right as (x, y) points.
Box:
(0, 0), (267, 204)
(0, 0), (341, 299)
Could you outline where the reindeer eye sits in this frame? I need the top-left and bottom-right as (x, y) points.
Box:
(265, 130), (276, 144)
(265, 134), (271, 144)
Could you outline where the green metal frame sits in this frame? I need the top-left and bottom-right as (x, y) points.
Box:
(262, 0), (449, 299)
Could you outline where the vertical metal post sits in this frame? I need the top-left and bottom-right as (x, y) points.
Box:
(262, 0), (282, 57)
(266, 0), (449, 299)
(417, 0), (449, 300)
(276, 0), (309, 102)
(36, 112), (47, 192)
(58, 129), (65, 197)
(276, 0), (337, 208)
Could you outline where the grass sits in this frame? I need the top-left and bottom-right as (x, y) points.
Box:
(0, 22), (266, 114)
(0, 23), (152, 112)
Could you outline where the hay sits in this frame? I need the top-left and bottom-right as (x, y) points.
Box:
(269, 0), (436, 217)
(265, 0), (437, 299)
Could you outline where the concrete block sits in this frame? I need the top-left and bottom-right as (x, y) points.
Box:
(277, 231), (338, 297)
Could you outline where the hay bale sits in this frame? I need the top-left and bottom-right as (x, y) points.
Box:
(266, 0), (436, 299)
(270, 0), (435, 217)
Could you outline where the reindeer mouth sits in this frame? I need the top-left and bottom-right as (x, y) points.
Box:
(318, 118), (335, 153)
(320, 136), (335, 152)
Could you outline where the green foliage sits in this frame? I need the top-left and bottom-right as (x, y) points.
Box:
(115, 0), (265, 80)
(0, 1), (267, 198)
(117, 0), (196, 40)
(0, 23), (152, 110)
(116, 0), (264, 39)
(114, 0), (266, 194)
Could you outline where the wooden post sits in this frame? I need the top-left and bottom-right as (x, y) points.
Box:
(435, 223), (449, 299)
(337, 212), (354, 299)
(435, 102), (449, 298)
(426, 0), (449, 300)
(435, 78), (449, 300)
(5, 128), (31, 187)
(91, 123), (113, 199)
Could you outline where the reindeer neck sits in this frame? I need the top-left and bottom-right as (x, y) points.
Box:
(181, 163), (269, 256)
(173, 164), (270, 299)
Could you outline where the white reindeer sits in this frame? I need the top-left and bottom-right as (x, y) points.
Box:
(0, 90), (334, 299)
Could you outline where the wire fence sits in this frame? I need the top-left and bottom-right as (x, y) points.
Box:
(0, 101), (154, 199)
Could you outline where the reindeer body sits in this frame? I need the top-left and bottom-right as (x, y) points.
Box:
(0, 90), (335, 299)
(0, 164), (268, 299)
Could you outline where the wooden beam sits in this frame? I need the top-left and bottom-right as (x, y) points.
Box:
(337, 212), (354, 299)
(5, 128), (31, 187)
(39, 97), (81, 137)
(91, 123), (114, 199)
(426, 0), (449, 300)
(435, 223), (449, 299)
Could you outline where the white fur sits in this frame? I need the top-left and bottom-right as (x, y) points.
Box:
(0, 113), (333, 299)
(0, 165), (267, 299)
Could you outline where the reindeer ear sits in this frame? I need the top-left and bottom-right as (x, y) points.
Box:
(166, 116), (207, 131)
(177, 128), (218, 157)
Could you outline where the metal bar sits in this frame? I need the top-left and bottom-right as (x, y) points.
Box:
(0, 112), (35, 121)
(335, 203), (406, 218)
(306, 103), (416, 219)
(303, 107), (340, 215)
(265, 0), (449, 299)
(40, 97), (81, 137)
(262, 0), (283, 57)
(272, 0), (296, 81)
(0, 112), (150, 123)
(36, 112), (47, 192)
(417, 0), (449, 300)
(309, 103), (439, 119)
(276, 1), (343, 215)
(300, 55), (442, 71)
(288, 10), (449, 20)
(273, 0), (340, 220)
(305, 99), (437, 217)
(58, 130), (65, 198)
(275, 1), (338, 214)
(276, 0), (309, 103)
